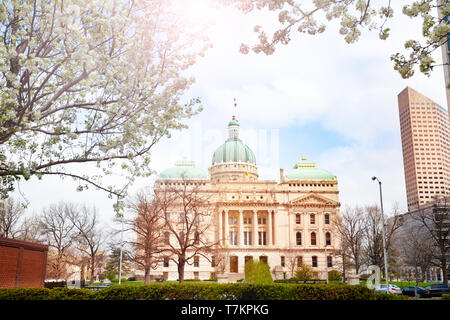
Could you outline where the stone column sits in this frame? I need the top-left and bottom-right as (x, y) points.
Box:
(268, 210), (272, 246)
(253, 210), (258, 246)
(272, 211), (276, 246)
(239, 210), (244, 246)
(224, 210), (229, 247)
(218, 210), (223, 246)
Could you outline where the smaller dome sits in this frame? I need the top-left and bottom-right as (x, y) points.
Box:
(285, 158), (335, 181)
(160, 160), (207, 179)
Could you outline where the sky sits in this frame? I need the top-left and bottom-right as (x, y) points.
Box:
(11, 1), (447, 230)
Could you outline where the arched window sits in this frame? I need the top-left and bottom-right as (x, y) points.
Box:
(296, 232), (302, 245)
(194, 256), (199, 268)
(325, 232), (331, 246)
(164, 232), (170, 245)
(179, 231), (184, 245)
(194, 231), (200, 245)
(311, 232), (317, 245)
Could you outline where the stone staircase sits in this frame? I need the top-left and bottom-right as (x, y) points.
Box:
(226, 272), (245, 283)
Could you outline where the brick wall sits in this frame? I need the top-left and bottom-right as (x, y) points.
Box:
(0, 237), (48, 288)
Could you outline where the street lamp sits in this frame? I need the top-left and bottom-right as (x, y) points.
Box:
(371, 176), (389, 291)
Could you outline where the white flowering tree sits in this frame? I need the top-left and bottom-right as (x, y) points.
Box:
(0, 0), (210, 200)
(223, 0), (449, 79)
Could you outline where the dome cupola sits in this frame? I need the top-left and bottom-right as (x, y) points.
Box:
(209, 116), (258, 182)
(212, 116), (256, 165)
(160, 160), (207, 179)
(285, 158), (336, 181)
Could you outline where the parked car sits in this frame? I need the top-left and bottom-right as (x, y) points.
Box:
(401, 286), (429, 298)
(423, 284), (450, 297)
(375, 284), (402, 294)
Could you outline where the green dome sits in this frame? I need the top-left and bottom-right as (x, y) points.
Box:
(285, 159), (335, 181)
(212, 139), (256, 165)
(160, 161), (207, 179)
(228, 119), (239, 127)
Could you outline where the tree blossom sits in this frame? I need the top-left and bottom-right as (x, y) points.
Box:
(222, 0), (449, 79)
(0, 0), (211, 204)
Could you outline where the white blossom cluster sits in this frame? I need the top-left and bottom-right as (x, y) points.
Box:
(0, 0), (211, 203)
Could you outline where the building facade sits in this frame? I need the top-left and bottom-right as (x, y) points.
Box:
(144, 116), (342, 281)
(397, 86), (450, 210)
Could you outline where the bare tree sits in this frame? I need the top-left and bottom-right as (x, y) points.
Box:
(411, 197), (450, 284)
(396, 221), (435, 296)
(18, 214), (42, 242)
(158, 179), (218, 283)
(336, 205), (366, 275)
(69, 205), (107, 286)
(123, 189), (166, 284)
(39, 202), (78, 279)
(362, 205), (403, 278)
(0, 197), (26, 238)
(284, 253), (300, 279)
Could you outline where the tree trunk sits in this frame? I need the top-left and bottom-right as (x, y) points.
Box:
(341, 253), (346, 284)
(90, 257), (95, 286)
(414, 265), (419, 298)
(441, 257), (448, 285)
(178, 256), (185, 283)
(80, 261), (85, 283)
(144, 266), (151, 285)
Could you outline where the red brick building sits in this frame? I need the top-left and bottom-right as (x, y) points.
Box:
(0, 237), (48, 288)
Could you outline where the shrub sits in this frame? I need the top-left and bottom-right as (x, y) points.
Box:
(328, 270), (342, 281)
(0, 283), (410, 300)
(44, 280), (67, 289)
(442, 294), (450, 300)
(245, 260), (273, 284)
(294, 265), (318, 281)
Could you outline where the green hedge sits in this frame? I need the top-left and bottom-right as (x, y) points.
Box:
(0, 283), (410, 300)
(442, 294), (450, 300)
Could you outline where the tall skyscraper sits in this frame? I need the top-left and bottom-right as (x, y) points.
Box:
(398, 87), (450, 210)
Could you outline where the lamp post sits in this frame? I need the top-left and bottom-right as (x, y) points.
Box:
(371, 176), (389, 291)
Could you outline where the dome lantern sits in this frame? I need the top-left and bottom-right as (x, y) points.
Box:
(228, 115), (240, 140)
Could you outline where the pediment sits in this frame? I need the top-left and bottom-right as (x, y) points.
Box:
(290, 193), (338, 207)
